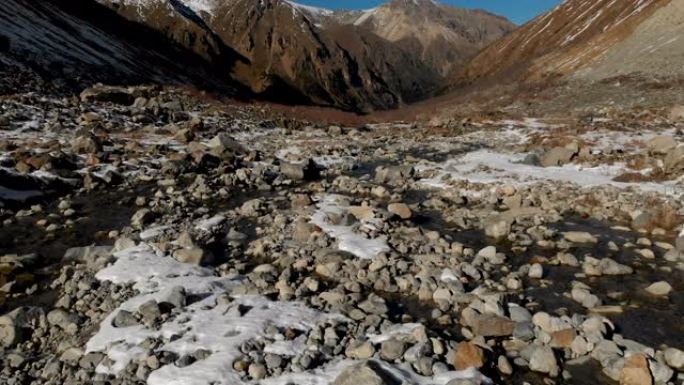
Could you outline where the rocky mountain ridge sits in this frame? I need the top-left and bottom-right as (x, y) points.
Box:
(98, 0), (514, 111)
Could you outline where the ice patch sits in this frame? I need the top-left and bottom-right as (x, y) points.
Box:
(417, 149), (680, 195)
(87, 244), (344, 385)
(0, 186), (44, 202)
(310, 195), (390, 259)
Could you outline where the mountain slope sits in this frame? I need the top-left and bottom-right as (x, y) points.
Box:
(98, 0), (514, 111)
(460, 0), (671, 85)
(341, 0), (515, 77)
(0, 0), (247, 95)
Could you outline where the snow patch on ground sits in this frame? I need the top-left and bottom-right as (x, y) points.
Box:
(310, 195), (390, 259)
(87, 244), (344, 385)
(417, 149), (679, 195)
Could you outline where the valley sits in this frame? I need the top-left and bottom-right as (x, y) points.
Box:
(1, 1), (684, 385)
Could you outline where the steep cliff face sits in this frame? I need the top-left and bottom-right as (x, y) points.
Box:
(460, 0), (671, 84)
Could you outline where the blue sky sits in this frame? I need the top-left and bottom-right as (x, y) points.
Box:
(295, 0), (560, 24)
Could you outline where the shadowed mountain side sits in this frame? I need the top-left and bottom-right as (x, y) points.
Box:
(0, 0), (251, 96)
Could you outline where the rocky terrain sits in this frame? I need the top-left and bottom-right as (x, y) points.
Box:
(1, 80), (684, 385)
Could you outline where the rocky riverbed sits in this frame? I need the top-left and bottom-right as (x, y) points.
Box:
(1, 85), (684, 385)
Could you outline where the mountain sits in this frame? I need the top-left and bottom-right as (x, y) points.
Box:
(97, 0), (515, 111)
(0, 0), (247, 95)
(459, 0), (676, 85)
(338, 0), (515, 77)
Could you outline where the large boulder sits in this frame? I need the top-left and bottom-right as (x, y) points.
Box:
(280, 159), (320, 180)
(620, 354), (653, 385)
(668, 105), (684, 121)
(63, 245), (113, 270)
(206, 134), (245, 159)
(664, 145), (684, 173)
(452, 341), (485, 370)
(540, 146), (576, 167)
(375, 166), (414, 185)
(0, 307), (45, 348)
(647, 135), (677, 155)
(71, 135), (102, 154)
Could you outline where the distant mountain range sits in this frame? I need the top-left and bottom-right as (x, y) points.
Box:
(0, 0), (514, 111)
(2, 0), (682, 112)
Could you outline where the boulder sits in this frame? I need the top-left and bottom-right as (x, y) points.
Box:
(471, 314), (514, 337)
(207, 134), (245, 158)
(647, 135), (677, 155)
(619, 354), (653, 385)
(563, 231), (598, 244)
(281, 159), (319, 180)
(173, 247), (213, 266)
(452, 342), (485, 370)
(387, 203), (412, 220)
(644, 281), (672, 296)
(529, 345), (558, 377)
(483, 216), (511, 240)
(333, 360), (401, 385)
(0, 307), (45, 348)
(131, 208), (154, 230)
(374, 166), (414, 185)
(540, 147), (576, 167)
(71, 135), (102, 154)
(664, 145), (684, 173)
(668, 105), (684, 121)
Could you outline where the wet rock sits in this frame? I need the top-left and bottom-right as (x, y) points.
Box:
(333, 360), (400, 385)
